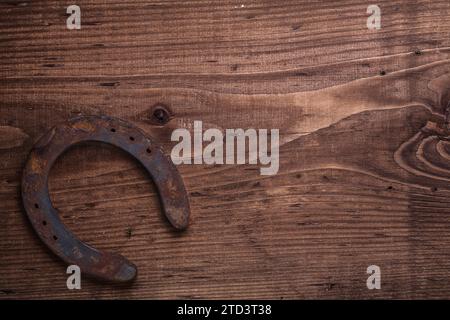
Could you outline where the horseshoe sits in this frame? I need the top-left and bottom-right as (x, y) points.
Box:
(21, 115), (190, 282)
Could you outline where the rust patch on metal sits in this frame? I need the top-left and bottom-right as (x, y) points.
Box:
(21, 115), (190, 283)
(29, 155), (45, 173)
(71, 119), (96, 132)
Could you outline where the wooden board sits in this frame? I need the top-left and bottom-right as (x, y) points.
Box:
(1, 0), (450, 299)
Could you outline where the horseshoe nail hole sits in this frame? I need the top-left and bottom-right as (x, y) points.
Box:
(146, 148), (152, 154)
(42, 220), (47, 226)
(53, 235), (58, 240)
(129, 136), (135, 141)
(34, 203), (39, 209)
(110, 128), (116, 132)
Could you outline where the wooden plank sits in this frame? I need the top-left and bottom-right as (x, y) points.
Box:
(1, 0), (450, 299)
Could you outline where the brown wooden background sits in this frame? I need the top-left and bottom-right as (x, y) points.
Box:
(1, 0), (450, 299)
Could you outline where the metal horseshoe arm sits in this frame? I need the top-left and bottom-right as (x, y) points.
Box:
(21, 115), (190, 282)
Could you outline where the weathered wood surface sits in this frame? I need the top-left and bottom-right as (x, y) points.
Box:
(2, 0), (450, 299)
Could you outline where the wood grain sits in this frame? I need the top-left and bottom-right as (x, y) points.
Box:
(1, 0), (450, 299)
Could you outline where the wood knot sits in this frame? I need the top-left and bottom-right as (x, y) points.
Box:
(422, 121), (449, 137)
(149, 104), (173, 126)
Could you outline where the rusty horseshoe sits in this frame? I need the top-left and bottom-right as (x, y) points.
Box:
(21, 115), (190, 282)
